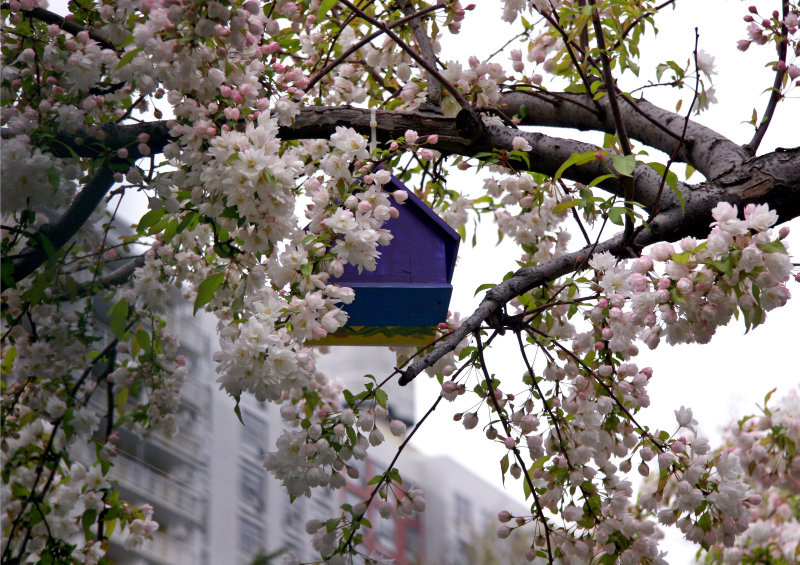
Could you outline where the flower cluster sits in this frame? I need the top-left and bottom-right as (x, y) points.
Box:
(700, 389), (800, 564)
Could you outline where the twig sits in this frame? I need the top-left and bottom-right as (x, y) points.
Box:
(306, 2), (447, 95)
(339, 392), (444, 556)
(744, 0), (789, 155)
(587, 0), (635, 243)
(475, 332), (554, 563)
(339, 0), (470, 109)
(524, 324), (666, 451)
(397, 0), (441, 111)
(648, 29), (701, 218)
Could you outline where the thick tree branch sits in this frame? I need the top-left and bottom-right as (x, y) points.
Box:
(499, 91), (749, 179)
(11, 164), (116, 284)
(4, 97), (787, 223)
(5, 5), (117, 50)
(398, 147), (800, 385)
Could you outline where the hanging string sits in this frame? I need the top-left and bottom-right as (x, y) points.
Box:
(370, 107), (377, 155)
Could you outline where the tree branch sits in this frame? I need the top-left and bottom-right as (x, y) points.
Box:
(588, 0), (635, 240)
(5, 4), (117, 51)
(339, 0), (469, 109)
(499, 91), (749, 179)
(744, 0), (790, 155)
(305, 2), (447, 96)
(11, 163), (116, 284)
(397, 0), (442, 111)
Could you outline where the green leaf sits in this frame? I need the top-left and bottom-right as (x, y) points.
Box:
(1, 346), (17, 374)
(38, 232), (57, 262)
(194, 272), (225, 314)
(554, 150), (601, 180)
(115, 47), (143, 70)
(647, 162), (684, 211)
(47, 166), (60, 190)
(135, 329), (150, 351)
(757, 240), (787, 254)
(137, 208), (166, 234)
(233, 396), (245, 425)
(611, 154), (636, 177)
(11, 482), (30, 498)
(523, 474), (532, 500)
(1, 258), (16, 289)
(553, 200), (583, 214)
(607, 206), (626, 226)
(82, 509), (97, 539)
(162, 218), (179, 244)
(499, 453), (509, 486)
(473, 282), (495, 296)
(108, 299), (129, 339)
(586, 174), (616, 188)
(317, 0), (338, 20)
(374, 388), (388, 409)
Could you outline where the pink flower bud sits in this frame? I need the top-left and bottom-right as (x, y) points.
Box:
(503, 436), (516, 450)
(442, 380), (457, 393)
(426, 134), (439, 144)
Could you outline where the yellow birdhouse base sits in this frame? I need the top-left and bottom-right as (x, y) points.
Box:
(309, 326), (437, 346)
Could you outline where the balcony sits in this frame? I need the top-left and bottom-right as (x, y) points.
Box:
(180, 374), (209, 409)
(109, 530), (201, 565)
(111, 453), (205, 522)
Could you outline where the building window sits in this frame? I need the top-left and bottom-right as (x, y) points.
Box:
(454, 494), (472, 529)
(285, 497), (305, 531)
(240, 409), (267, 453)
(404, 525), (420, 564)
(238, 517), (265, 558)
(374, 514), (396, 553)
(240, 462), (266, 513)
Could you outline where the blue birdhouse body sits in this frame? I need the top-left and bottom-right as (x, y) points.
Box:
(315, 172), (460, 346)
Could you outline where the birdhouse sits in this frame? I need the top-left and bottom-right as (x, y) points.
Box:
(314, 172), (460, 346)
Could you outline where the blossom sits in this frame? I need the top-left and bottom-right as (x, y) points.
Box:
(696, 49), (717, 77)
(511, 135), (532, 152)
(589, 250), (616, 271)
(330, 126), (370, 160)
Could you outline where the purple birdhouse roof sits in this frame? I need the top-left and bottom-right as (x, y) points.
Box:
(335, 171), (460, 286)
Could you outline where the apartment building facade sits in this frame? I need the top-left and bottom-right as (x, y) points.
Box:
(101, 310), (527, 565)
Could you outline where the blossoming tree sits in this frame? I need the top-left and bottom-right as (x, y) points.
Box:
(2, 0), (799, 563)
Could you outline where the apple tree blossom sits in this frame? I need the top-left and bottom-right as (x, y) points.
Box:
(2, 1), (800, 564)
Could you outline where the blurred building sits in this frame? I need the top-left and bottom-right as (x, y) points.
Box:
(99, 307), (526, 565)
